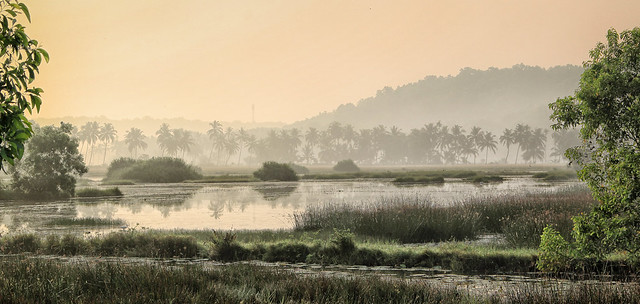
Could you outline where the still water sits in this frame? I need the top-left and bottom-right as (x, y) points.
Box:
(0, 177), (580, 234)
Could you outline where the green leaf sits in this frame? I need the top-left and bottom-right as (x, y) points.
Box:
(0, 149), (14, 166)
(38, 48), (49, 63)
(18, 3), (30, 23)
(30, 94), (41, 112)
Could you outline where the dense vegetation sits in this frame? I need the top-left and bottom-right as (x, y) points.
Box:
(542, 27), (640, 270)
(105, 157), (202, 183)
(253, 162), (299, 181)
(333, 159), (360, 172)
(10, 123), (87, 199)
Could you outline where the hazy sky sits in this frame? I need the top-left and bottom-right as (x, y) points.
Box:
(26, 0), (639, 123)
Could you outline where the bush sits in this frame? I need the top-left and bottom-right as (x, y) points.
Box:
(105, 157), (202, 183)
(333, 159), (360, 172)
(253, 162), (299, 181)
(76, 187), (123, 197)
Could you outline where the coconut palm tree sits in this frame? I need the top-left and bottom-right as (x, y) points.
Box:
(98, 123), (117, 165)
(207, 121), (223, 162)
(236, 128), (250, 165)
(83, 121), (100, 165)
(499, 128), (516, 164)
(173, 128), (194, 158)
(513, 124), (531, 164)
(156, 123), (172, 156)
(478, 131), (497, 164)
(125, 127), (147, 158)
(522, 128), (548, 163)
(223, 128), (238, 165)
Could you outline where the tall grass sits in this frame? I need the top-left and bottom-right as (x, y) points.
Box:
(294, 185), (596, 247)
(0, 257), (638, 303)
(294, 196), (480, 243)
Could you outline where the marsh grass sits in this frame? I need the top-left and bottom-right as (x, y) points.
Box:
(101, 179), (135, 185)
(46, 217), (125, 227)
(75, 187), (123, 197)
(294, 197), (480, 243)
(532, 169), (578, 181)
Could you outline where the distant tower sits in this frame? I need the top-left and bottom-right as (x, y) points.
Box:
(252, 104), (255, 124)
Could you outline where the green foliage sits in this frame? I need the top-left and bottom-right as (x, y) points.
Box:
(333, 159), (360, 172)
(253, 161), (299, 181)
(537, 226), (572, 273)
(0, 1), (47, 171)
(549, 27), (640, 262)
(75, 187), (123, 197)
(11, 123), (87, 199)
(105, 157), (202, 183)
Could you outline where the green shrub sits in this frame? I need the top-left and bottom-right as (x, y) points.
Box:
(333, 159), (360, 172)
(537, 226), (572, 272)
(253, 162), (299, 181)
(209, 231), (249, 261)
(0, 234), (41, 254)
(75, 187), (123, 197)
(106, 157), (202, 183)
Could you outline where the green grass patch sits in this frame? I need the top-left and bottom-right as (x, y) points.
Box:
(46, 217), (125, 227)
(392, 176), (445, 184)
(75, 187), (123, 197)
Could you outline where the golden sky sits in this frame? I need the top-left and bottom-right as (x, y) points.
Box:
(26, 0), (639, 123)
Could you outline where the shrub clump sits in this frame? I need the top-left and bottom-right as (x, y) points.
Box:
(105, 157), (202, 183)
(76, 187), (123, 197)
(333, 159), (360, 172)
(253, 162), (299, 181)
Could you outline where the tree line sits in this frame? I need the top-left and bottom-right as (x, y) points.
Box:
(72, 120), (580, 167)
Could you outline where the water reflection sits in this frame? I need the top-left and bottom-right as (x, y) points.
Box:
(0, 178), (583, 234)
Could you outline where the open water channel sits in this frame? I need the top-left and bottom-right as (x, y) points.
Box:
(0, 176), (579, 235)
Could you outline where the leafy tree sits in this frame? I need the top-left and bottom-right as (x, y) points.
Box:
(547, 27), (640, 263)
(11, 123), (87, 199)
(0, 1), (48, 171)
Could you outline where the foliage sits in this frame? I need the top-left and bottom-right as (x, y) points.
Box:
(548, 27), (640, 262)
(253, 161), (299, 181)
(0, 1), (48, 171)
(75, 187), (122, 197)
(536, 226), (572, 272)
(11, 123), (87, 199)
(333, 159), (360, 172)
(105, 157), (202, 183)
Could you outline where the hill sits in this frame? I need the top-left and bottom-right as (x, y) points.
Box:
(290, 64), (583, 131)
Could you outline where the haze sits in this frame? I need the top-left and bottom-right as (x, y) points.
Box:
(27, 0), (639, 124)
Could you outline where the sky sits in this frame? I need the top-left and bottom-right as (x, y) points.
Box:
(25, 0), (640, 124)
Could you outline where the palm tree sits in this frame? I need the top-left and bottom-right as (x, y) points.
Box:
(125, 127), (147, 158)
(81, 121), (100, 165)
(236, 128), (250, 165)
(223, 128), (238, 165)
(207, 121), (223, 162)
(499, 128), (515, 164)
(478, 131), (497, 164)
(173, 129), (194, 158)
(468, 126), (483, 164)
(156, 123), (172, 156)
(522, 128), (548, 163)
(98, 123), (117, 165)
(513, 124), (531, 164)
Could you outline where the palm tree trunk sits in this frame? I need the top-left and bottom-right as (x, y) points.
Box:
(485, 148), (489, 164)
(514, 145), (520, 164)
(103, 142), (108, 165)
(504, 146), (510, 164)
(237, 148), (243, 166)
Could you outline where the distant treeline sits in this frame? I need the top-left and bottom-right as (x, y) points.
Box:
(70, 120), (580, 166)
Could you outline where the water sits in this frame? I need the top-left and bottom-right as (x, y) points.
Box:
(0, 177), (581, 234)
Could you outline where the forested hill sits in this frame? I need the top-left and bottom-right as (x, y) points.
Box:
(290, 64), (583, 131)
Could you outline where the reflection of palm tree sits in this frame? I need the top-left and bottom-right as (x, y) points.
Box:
(125, 127), (147, 158)
(99, 123), (117, 165)
(500, 128), (515, 164)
